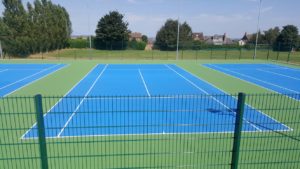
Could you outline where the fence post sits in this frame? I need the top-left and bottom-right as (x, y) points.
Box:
(231, 92), (246, 169)
(239, 48), (242, 60)
(225, 48), (228, 60)
(287, 44), (292, 62)
(276, 43), (280, 61)
(266, 45), (269, 60)
(210, 48), (213, 59)
(34, 94), (49, 169)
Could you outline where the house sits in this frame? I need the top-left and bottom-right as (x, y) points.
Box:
(129, 32), (142, 42)
(239, 32), (252, 46)
(205, 33), (233, 45)
(192, 32), (204, 41)
(71, 35), (89, 40)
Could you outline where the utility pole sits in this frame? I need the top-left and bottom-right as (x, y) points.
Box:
(254, 0), (262, 60)
(176, 18), (180, 60)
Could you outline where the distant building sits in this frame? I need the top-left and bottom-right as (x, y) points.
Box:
(192, 32), (204, 41)
(239, 32), (252, 46)
(205, 33), (233, 45)
(129, 32), (142, 42)
(71, 35), (90, 40)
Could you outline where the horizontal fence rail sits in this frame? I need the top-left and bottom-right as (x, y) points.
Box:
(0, 93), (299, 169)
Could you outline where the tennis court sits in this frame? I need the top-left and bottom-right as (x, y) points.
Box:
(203, 63), (300, 100)
(0, 64), (67, 97)
(23, 64), (289, 139)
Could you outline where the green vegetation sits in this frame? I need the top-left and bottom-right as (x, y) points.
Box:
(27, 48), (300, 64)
(128, 40), (147, 50)
(155, 19), (193, 50)
(248, 25), (300, 51)
(68, 38), (90, 49)
(94, 11), (130, 50)
(0, 0), (71, 57)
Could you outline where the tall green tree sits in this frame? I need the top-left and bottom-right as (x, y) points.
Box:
(275, 25), (299, 51)
(1, 0), (31, 57)
(263, 27), (280, 45)
(94, 11), (130, 50)
(0, 0), (72, 57)
(155, 19), (193, 50)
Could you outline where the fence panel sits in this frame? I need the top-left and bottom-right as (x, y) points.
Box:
(1, 93), (300, 169)
(239, 94), (300, 169)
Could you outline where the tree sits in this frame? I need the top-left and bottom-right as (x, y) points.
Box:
(248, 31), (265, 44)
(0, 0), (72, 57)
(94, 11), (130, 50)
(1, 0), (31, 57)
(263, 27), (280, 45)
(141, 35), (148, 43)
(155, 19), (193, 50)
(274, 25), (299, 51)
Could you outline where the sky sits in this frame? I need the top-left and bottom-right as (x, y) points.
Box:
(0, 0), (299, 38)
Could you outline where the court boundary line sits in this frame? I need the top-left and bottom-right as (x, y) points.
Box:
(3, 64), (68, 97)
(199, 64), (292, 131)
(57, 64), (108, 137)
(22, 128), (291, 140)
(20, 64), (99, 139)
(207, 64), (299, 93)
(204, 64), (299, 102)
(22, 64), (292, 139)
(0, 64), (61, 90)
(138, 69), (151, 97)
(257, 68), (300, 81)
(0, 69), (8, 73)
(165, 64), (262, 131)
(268, 62), (300, 72)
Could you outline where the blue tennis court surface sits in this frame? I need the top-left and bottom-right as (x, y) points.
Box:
(23, 64), (289, 139)
(203, 63), (300, 100)
(0, 64), (66, 97)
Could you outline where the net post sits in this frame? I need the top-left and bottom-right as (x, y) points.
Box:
(231, 92), (246, 169)
(34, 94), (49, 169)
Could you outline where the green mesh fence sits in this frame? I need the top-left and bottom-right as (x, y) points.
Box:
(0, 93), (299, 169)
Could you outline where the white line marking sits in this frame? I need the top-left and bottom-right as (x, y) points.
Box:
(22, 127), (291, 140)
(268, 63), (300, 72)
(257, 69), (300, 81)
(138, 69), (151, 97)
(107, 68), (169, 71)
(208, 64), (299, 94)
(201, 64), (292, 131)
(20, 64), (98, 139)
(0, 64), (60, 90)
(165, 64), (262, 131)
(0, 69), (8, 73)
(4, 64), (68, 97)
(85, 95), (213, 100)
(57, 64), (108, 137)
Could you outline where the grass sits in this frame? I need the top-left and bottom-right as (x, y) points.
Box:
(0, 59), (299, 169)
(28, 48), (300, 63)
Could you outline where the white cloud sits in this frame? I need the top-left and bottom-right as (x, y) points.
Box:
(127, 0), (136, 4)
(192, 13), (252, 23)
(261, 6), (273, 13)
(126, 13), (145, 22)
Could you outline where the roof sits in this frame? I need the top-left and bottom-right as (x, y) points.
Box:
(130, 32), (142, 38)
